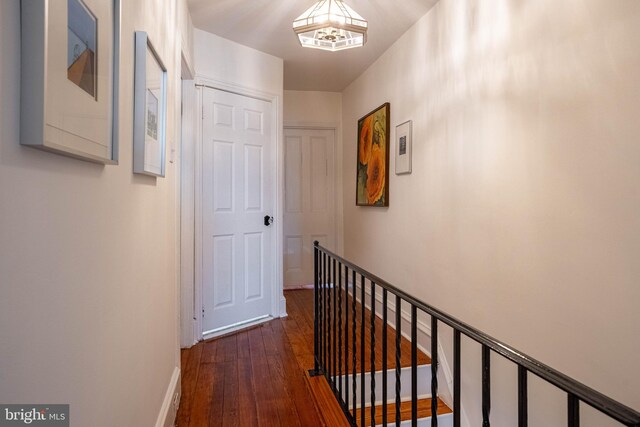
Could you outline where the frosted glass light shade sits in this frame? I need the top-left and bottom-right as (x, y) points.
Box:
(293, 0), (367, 51)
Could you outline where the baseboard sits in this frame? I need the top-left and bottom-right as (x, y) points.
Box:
(155, 366), (181, 427)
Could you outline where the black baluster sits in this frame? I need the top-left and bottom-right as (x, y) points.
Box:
(396, 296), (402, 427)
(321, 251), (325, 373)
(370, 281), (376, 427)
(312, 243), (319, 374)
(324, 252), (328, 376)
(344, 265), (349, 410)
(333, 258), (337, 389)
(431, 317), (438, 426)
(382, 289), (388, 426)
(482, 345), (491, 427)
(412, 306), (418, 427)
(518, 366), (528, 427)
(453, 330), (461, 427)
(327, 254), (332, 385)
(361, 275), (366, 427)
(352, 269), (357, 419)
(338, 261), (343, 397)
(568, 394), (580, 427)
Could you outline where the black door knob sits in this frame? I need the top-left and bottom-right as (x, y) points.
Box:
(264, 215), (274, 226)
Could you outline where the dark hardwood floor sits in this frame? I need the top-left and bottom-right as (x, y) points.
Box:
(176, 289), (434, 426)
(177, 290), (349, 426)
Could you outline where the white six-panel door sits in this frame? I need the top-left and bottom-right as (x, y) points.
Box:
(201, 87), (274, 335)
(284, 128), (335, 288)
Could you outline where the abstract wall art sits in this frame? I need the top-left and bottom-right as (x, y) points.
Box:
(356, 102), (390, 206)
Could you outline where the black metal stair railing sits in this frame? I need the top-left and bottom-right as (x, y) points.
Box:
(308, 241), (640, 427)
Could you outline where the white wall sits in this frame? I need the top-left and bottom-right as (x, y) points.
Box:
(194, 29), (283, 97)
(342, 0), (640, 425)
(0, 1), (191, 426)
(178, 0), (194, 73)
(284, 90), (344, 256)
(284, 90), (342, 126)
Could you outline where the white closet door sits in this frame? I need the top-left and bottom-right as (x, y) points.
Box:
(284, 128), (336, 288)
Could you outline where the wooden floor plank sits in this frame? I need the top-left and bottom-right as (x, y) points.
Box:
(281, 314), (315, 369)
(215, 334), (237, 364)
(200, 338), (218, 364)
(260, 322), (302, 427)
(187, 359), (215, 427)
(176, 344), (202, 427)
(247, 326), (282, 426)
(236, 352), (258, 427)
(208, 361), (225, 427)
(236, 331), (250, 360)
(279, 318), (351, 426)
(220, 360), (240, 427)
(268, 319), (324, 427)
(306, 372), (352, 427)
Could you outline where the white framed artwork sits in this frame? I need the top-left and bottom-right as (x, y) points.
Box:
(395, 120), (412, 175)
(133, 31), (167, 177)
(20, 0), (121, 164)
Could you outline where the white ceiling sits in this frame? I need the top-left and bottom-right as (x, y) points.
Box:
(188, 0), (439, 92)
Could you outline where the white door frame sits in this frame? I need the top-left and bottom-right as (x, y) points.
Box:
(284, 122), (343, 258)
(179, 61), (197, 349)
(189, 75), (285, 342)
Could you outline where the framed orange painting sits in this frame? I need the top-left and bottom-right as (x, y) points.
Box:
(356, 103), (390, 206)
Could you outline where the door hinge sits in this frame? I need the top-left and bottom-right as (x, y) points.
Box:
(202, 306), (205, 318)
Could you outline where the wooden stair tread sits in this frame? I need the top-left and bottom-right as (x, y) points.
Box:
(356, 397), (452, 426)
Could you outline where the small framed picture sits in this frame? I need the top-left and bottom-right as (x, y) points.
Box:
(395, 120), (412, 175)
(133, 31), (167, 177)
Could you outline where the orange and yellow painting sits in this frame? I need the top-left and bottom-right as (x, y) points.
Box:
(357, 103), (390, 206)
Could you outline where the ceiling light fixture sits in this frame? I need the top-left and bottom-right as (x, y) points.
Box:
(293, 0), (368, 52)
